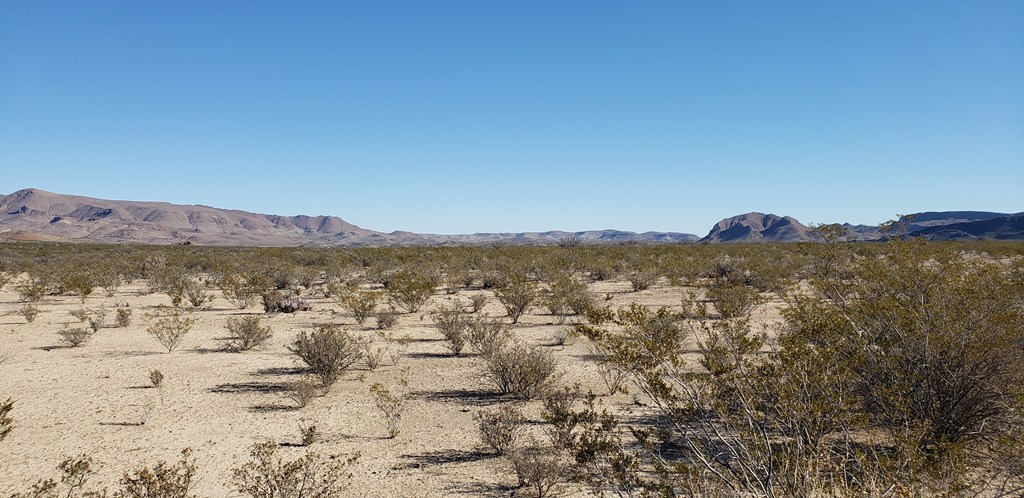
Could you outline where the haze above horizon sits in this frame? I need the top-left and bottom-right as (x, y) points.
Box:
(1, 1), (1021, 234)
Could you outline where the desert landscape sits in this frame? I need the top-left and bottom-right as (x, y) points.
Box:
(1, 237), (1022, 496)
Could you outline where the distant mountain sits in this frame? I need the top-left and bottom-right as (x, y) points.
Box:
(0, 188), (699, 246)
(700, 211), (1023, 243)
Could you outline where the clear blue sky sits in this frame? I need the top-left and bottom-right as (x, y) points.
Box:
(1, 1), (1021, 235)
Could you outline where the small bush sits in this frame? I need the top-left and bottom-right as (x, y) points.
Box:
(476, 404), (525, 455)
(361, 341), (386, 371)
(509, 445), (566, 498)
(628, 270), (657, 292)
(370, 382), (406, 439)
(431, 302), (470, 355)
(469, 294), (489, 313)
(11, 454), (103, 497)
(287, 378), (320, 409)
(298, 421), (318, 446)
(219, 273), (262, 309)
(386, 270), (435, 313)
(149, 369), (164, 388)
(70, 308), (91, 322)
(485, 343), (558, 399)
(225, 316), (273, 352)
(117, 448), (196, 498)
(115, 306), (133, 327)
(263, 291), (311, 313)
(184, 280), (213, 308)
(16, 278), (47, 303)
(466, 316), (512, 358)
(17, 304), (39, 323)
(57, 327), (94, 348)
(1, 398), (12, 442)
(494, 275), (537, 324)
(374, 308), (399, 330)
(339, 290), (380, 325)
(230, 440), (358, 498)
(289, 324), (362, 388)
(145, 308), (197, 353)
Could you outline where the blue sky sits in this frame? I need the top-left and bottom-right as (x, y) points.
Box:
(1, 1), (1021, 235)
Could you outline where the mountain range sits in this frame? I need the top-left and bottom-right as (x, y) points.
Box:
(0, 188), (1020, 246)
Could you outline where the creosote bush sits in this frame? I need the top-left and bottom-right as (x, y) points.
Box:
(224, 316), (273, 352)
(57, 327), (94, 348)
(509, 445), (567, 498)
(431, 302), (470, 355)
(117, 448), (196, 498)
(386, 270), (435, 313)
(494, 275), (537, 324)
(338, 289), (380, 325)
(145, 308), (197, 353)
(289, 324), (362, 388)
(17, 304), (40, 323)
(476, 404), (525, 455)
(484, 342), (558, 399)
(230, 440), (358, 498)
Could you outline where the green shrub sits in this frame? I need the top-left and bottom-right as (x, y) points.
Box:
(494, 275), (537, 324)
(386, 270), (434, 313)
(476, 405), (525, 455)
(431, 302), (470, 355)
(145, 308), (197, 353)
(484, 343), (558, 399)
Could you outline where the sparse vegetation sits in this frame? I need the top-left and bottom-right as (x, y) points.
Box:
(57, 327), (94, 347)
(145, 308), (197, 353)
(230, 440), (358, 498)
(289, 324), (362, 388)
(224, 316), (273, 351)
(476, 404), (525, 455)
(149, 369), (164, 388)
(484, 342), (558, 399)
(116, 448), (196, 498)
(370, 382), (406, 439)
(17, 304), (40, 323)
(431, 301), (470, 355)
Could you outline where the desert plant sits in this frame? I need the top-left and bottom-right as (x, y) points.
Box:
(145, 308), (197, 353)
(224, 316), (273, 352)
(484, 343), (558, 399)
(17, 304), (40, 323)
(57, 327), (94, 348)
(475, 404), (525, 456)
(116, 448), (196, 498)
(338, 289), (379, 325)
(87, 309), (106, 333)
(149, 369), (164, 388)
(369, 382), (405, 439)
(262, 291), (311, 313)
(469, 294), (488, 313)
(16, 278), (47, 303)
(431, 302), (470, 355)
(115, 307), (132, 328)
(184, 280), (213, 308)
(298, 420), (318, 446)
(286, 377), (320, 409)
(1, 398), (12, 442)
(230, 440), (358, 498)
(509, 445), (567, 498)
(494, 274), (537, 324)
(627, 269), (656, 292)
(386, 270), (435, 313)
(289, 324), (362, 388)
(10, 454), (105, 498)
(361, 341), (387, 371)
(219, 273), (263, 309)
(374, 307), (399, 330)
(465, 316), (512, 358)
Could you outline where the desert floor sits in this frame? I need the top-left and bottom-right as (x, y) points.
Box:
(0, 278), (783, 496)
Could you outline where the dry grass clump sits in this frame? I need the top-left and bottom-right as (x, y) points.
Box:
(224, 316), (273, 351)
(230, 440), (358, 498)
(289, 324), (362, 388)
(475, 404), (525, 456)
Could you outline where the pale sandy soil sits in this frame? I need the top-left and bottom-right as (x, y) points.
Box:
(0, 278), (783, 496)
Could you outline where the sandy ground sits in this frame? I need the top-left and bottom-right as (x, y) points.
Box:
(0, 278), (783, 496)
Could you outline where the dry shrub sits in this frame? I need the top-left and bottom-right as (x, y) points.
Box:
(361, 341), (386, 371)
(466, 316), (512, 357)
(117, 448), (196, 498)
(145, 308), (197, 353)
(386, 270), (434, 313)
(225, 316), (273, 352)
(115, 307), (132, 328)
(286, 377), (320, 409)
(184, 280), (213, 308)
(431, 302), (469, 355)
(149, 369), (164, 388)
(289, 324), (362, 388)
(230, 440), (358, 498)
(374, 307), (399, 330)
(10, 454), (104, 498)
(509, 445), (567, 498)
(494, 275), (537, 324)
(628, 269), (657, 292)
(476, 404), (525, 455)
(298, 420), (318, 446)
(17, 304), (39, 323)
(57, 327), (94, 348)
(0, 398), (12, 442)
(70, 308), (91, 322)
(485, 343), (558, 399)
(262, 291), (311, 313)
(338, 290), (380, 325)
(16, 278), (47, 303)
(469, 294), (488, 313)
(370, 382), (406, 439)
(219, 273), (263, 309)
